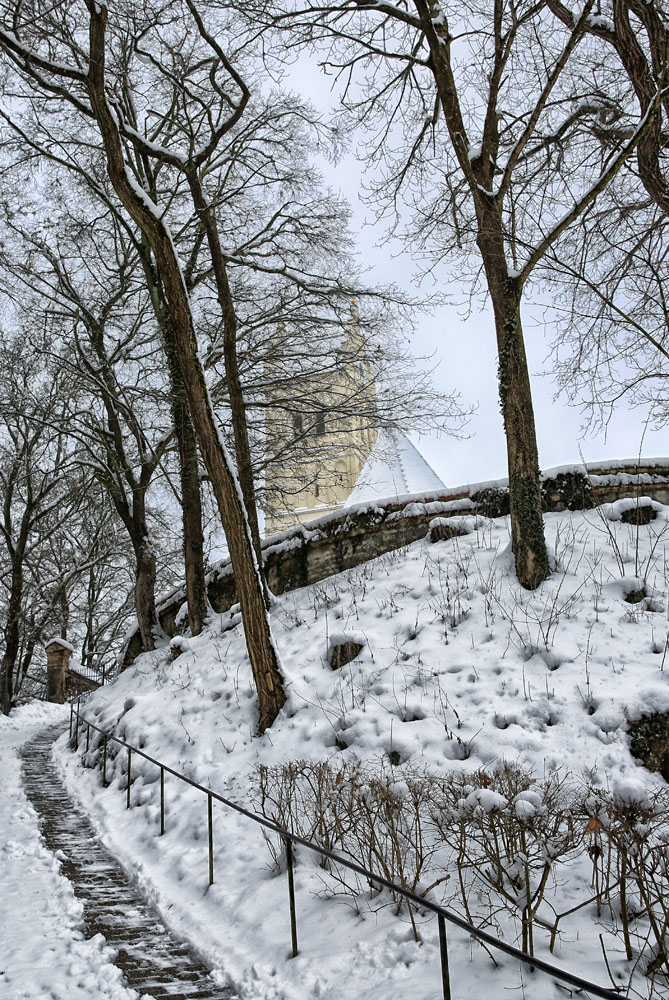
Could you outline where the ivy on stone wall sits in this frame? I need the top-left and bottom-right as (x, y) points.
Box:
(540, 471), (594, 512)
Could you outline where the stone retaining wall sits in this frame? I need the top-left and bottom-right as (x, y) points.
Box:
(121, 460), (669, 668)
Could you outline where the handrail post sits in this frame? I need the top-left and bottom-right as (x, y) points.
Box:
(160, 766), (165, 835)
(69, 701), (73, 738)
(284, 836), (298, 958)
(86, 723), (90, 752)
(126, 748), (132, 809)
(102, 734), (108, 787)
(73, 701), (80, 750)
(438, 914), (452, 1000)
(208, 793), (214, 886)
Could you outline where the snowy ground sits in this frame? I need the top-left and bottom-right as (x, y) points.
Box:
(0, 702), (138, 1000)
(43, 503), (669, 998)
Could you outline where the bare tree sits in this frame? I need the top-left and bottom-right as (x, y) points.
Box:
(0, 206), (179, 651)
(236, 0), (664, 588)
(499, 3), (669, 429)
(61, 507), (136, 684)
(0, 130), (211, 635)
(0, 336), (106, 712)
(544, 201), (669, 429)
(0, 0), (288, 730)
(528, 3), (669, 429)
(547, 0), (669, 214)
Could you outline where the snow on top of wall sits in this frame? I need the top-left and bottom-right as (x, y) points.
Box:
(44, 636), (75, 653)
(148, 457), (669, 628)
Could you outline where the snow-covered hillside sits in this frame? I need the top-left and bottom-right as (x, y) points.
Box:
(56, 501), (669, 1000)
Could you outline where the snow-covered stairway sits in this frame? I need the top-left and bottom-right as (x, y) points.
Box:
(21, 725), (234, 1000)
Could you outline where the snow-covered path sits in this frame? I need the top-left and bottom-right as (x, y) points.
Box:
(0, 703), (233, 1000)
(0, 703), (136, 1000)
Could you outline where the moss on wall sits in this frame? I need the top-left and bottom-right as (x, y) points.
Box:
(629, 713), (669, 782)
(620, 503), (657, 525)
(541, 471), (594, 512)
(470, 487), (510, 518)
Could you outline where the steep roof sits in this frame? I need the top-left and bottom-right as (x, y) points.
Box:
(344, 429), (445, 506)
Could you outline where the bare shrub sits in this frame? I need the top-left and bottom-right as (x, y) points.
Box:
(253, 759), (441, 939)
(429, 766), (582, 956)
(254, 760), (354, 869)
(584, 782), (669, 981)
(252, 757), (669, 985)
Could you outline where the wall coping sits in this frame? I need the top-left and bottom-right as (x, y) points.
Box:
(45, 637), (75, 653)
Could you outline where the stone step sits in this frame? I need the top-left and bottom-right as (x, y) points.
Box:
(21, 725), (234, 1000)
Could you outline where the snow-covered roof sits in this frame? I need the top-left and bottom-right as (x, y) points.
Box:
(344, 429), (445, 506)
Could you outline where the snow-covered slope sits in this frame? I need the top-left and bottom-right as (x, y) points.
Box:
(56, 501), (669, 1000)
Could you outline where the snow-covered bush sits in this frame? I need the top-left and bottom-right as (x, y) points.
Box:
(585, 781), (669, 981)
(254, 759), (442, 940)
(429, 766), (583, 958)
(253, 757), (669, 985)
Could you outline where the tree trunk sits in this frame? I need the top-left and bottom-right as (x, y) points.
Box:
(495, 294), (549, 589)
(138, 232), (208, 635)
(17, 637), (36, 698)
(179, 408), (208, 634)
(414, 0), (550, 591)
(82, 564), (96, 668)
(172, 352), (286, 730)
(133, 535), (159, 652)
(1, 559), (23, 714)
(221, 282), (265, 586)
(186, 170), (266, 586)
(105, 487), (159, 653)
(479, 235), (550, 589)
(86, 5), (286, 731)
(0, 649), (14, 715)
(161, 317), (208, 634)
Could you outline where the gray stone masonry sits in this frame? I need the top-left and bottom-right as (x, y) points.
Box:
(46, 639), (72, 704)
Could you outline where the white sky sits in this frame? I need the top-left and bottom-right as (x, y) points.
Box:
(286, 59), (669, 491)
(322, 152), (668, 490)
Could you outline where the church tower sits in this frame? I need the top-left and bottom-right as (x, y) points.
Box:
(263, 301), (379, 533)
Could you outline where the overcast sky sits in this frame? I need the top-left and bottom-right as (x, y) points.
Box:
(353, 210), (668, 489)
(288, 59), (668, 492)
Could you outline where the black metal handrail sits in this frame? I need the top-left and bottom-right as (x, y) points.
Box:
(69, 702), (626, 1000)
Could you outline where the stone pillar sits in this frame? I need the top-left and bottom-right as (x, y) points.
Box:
(45, 638), (74, 704)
